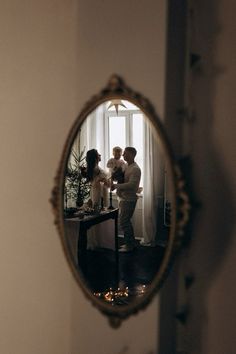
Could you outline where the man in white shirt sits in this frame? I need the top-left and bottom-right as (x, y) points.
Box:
(111, 147), (141, 252)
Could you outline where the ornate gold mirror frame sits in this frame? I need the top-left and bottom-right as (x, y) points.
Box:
(50, 75), (190, 328)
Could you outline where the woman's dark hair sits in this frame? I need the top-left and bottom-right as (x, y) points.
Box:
(86, 149), (99, 182)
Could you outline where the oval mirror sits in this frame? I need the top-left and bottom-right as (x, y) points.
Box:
(51, 75), (190, 327)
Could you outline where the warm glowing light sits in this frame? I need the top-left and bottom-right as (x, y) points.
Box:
(94, 284), (149, 303)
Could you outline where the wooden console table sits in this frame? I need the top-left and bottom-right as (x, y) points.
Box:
(64, 208), (119, 281)
(78, 208), (118, 253)
(77, 208), (119, 287)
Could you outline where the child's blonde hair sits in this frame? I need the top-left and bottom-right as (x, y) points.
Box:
(112, 146), (122, 153)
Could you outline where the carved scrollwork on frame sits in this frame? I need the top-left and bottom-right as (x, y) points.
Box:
(175, 165), (191, 247)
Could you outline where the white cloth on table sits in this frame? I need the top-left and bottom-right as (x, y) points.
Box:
(87, 167), (114, 250)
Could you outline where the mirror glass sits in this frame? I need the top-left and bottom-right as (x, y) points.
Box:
(63, 98), (173, 306)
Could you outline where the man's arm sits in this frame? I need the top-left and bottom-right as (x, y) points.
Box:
(116, 168), (141, 192)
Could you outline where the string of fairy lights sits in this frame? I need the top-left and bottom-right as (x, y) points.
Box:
(94, 284), (148, 304)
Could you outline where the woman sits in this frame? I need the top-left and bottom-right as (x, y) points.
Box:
(85, 149), (114, 250)
(85, 149), (110, 208)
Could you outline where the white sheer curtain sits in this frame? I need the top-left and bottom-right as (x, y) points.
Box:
(141, 119), (164, 246)
(79, 104), (107, 169)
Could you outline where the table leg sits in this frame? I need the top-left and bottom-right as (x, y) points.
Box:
(78, 225), (87, 270)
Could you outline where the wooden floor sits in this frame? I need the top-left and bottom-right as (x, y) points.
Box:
(78, 237), (166, 296)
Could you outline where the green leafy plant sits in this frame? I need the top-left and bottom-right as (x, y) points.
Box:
(64, 148), (90, 210)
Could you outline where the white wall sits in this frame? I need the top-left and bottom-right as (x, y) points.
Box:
(1, 1), (235, 354)
(0, 1), (167, 353)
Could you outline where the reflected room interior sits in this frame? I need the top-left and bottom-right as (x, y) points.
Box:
(63, 99), (173, 304)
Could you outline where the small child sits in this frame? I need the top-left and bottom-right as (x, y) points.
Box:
(107, 146), (126, 183)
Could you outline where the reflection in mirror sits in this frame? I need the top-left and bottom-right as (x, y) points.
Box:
(63, 99), (172, 305)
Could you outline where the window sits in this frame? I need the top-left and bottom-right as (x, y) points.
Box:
(105, 101), (144, 187)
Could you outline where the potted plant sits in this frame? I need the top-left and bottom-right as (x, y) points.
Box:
(64, 148), (90, 214)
